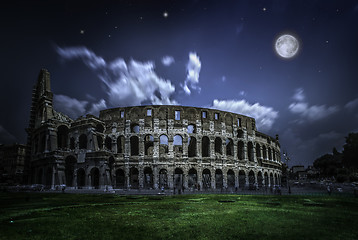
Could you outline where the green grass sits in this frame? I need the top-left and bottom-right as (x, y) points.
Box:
(0, 193), (357, 240)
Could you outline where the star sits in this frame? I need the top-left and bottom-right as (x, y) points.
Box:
(163, 11), (168, 18)
(262, 7), (267, 12)
(80, 30), (85, 34)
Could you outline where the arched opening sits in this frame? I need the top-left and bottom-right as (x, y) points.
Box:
(238, 141), (244, 160)
(256, 144), (261, 159)
(270, 173), (274, 187)
(274, 173), (278, 186)
(173, 135), (183, 154)
(97, 136), (103, 150)
(188, 136), (197, 157)
(187, 124), (196, 134)
(202, 136), (210, 157)
(144, 135), (154, 156)
(237, 129), (244, 138)
(188, 168), (197, 189)
(65, 156), (76, 187)
(115, 169), (125, 188)
(227, 169), (235, 188)
(105, 137), (112, 151)
(159, 135), (169, 155)
(77, 168), (86, 188)
(79, 134), (87, 149)
(117, 136), (125, 154)
(215, 137), (222, 154)
(264, 172), (269, 187)
(57, 125), (69, 149)
(96, 124), (104, 133)
(174, 168), (184, 189)
(257, 171), (263, 189)
(215, 169), (223, 189)
(70, 137), (75, 150)
(130, 136), (139, 156)
(202, 169), (211, 189)
(248, 170), (255, 189)
(268, 148), (272, 160)
(144, 167), (153, 189)
(131, 124), (140, 133)
(239, 170), (246, 189)
(130, 167), (139, 189)
(91, 167), (100, 189)
(247, 142), (254, 161)
(262, 145), (267, 159)
(226, 138), (234, 156)
(159, 169), (168, 189)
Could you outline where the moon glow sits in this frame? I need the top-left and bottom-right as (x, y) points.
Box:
(275, 34), (299, 58)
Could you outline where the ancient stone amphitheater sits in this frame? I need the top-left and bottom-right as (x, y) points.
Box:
(26, 69), (282, 191)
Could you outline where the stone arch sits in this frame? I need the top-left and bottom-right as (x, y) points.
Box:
(248, 170), (255, 189)
(115, 169), (125, 188)
(188, 136), (197, 157)
(215, 169), (223, 189)
(144, 167), (153, 189)
(262, 145), (267, 159)
(257, 171), (263, 189)
(144, 135), (154, 156)
(274, 173), (278, 186)
(270, 172), (274, 187)
(131, 123), (140, 133)
(117, 135), (125, 153)
(96, 123), (104, 133)
(130, 136), (139, 156)
(159, 135), (169, 154)
(202, 136), (210, 157)
(227, 169), (235, 188)
(238, 141), (244, 160)
(215, 137), (222, 154)
(173, 134), (183, 154)
(130, 167), (139, 189)
(226, 138), (234, 156)
(255, 143), (261, 159)
(159, 169), (168, 189)
(264, 172), (269, 187)
(90, 167), (100, 189)
(57, 125), (69, 149)
(77, 168), (86, 188)
(105, 136), (112, 151)
(237, 129), (244, 138)
(187, 124), (196, 134)
(247, 142), (254, 161)
(65, 155), (76, 187)
(202, 169), (211, 189)
(188, 168), (197, 189)
(239, 170), (246, 189)
(79, 134), (87, 149)
(174, 168), (184, 189)
(97, 136), (103, 150)
(268, 147), (272, 160)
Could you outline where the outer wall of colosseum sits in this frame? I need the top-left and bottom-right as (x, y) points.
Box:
(28, 69), (282, 191)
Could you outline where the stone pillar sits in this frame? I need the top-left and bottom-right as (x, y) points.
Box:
(223, 171), (227, 189)
(235, 170), (239, 188)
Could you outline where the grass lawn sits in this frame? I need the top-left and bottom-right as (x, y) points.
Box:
(0, 192), (357, 240)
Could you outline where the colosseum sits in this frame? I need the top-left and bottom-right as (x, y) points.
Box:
(25, 69), (282, 191)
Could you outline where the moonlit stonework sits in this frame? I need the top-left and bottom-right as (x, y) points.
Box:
(275, 34), (299, 58)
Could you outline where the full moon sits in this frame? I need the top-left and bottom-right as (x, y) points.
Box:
(275, 34), (299, 58)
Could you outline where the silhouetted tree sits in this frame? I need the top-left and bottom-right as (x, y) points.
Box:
(342, 133), (358, 169)
(313, 148), (342, 177)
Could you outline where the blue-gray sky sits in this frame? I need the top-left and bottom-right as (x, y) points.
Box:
(1, 0), (358, 167)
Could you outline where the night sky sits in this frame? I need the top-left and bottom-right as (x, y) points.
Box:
(1, 0), (358, 167)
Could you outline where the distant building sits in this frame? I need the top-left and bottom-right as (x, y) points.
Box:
(0, 144), (26, 184)
(291, 165), (307, 180)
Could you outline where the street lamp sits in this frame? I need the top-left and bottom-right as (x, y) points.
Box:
(283, 151), (291, 194)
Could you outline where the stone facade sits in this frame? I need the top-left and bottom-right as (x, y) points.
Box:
(27, 69), (282, 190)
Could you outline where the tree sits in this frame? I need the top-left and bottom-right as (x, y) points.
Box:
(313, 148), (342, 178)
(343, 133), (358, 169)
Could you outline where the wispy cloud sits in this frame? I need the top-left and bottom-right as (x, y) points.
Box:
(53, 94), (88, 119)
(212, 99), (278, 131)
(161, 56), (175, 66)
(57, 46), (177, 107)
(345, 97), (358, 110)
(181, 52), (201, 95)
(288, 88), (339, 122)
